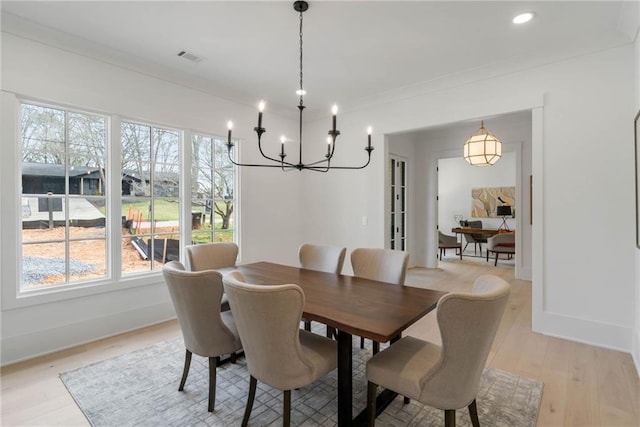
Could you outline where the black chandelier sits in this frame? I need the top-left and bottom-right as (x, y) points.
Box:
(225, 0), (374, 172)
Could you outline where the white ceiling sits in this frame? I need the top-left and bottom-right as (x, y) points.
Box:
(0, 1), (632, 120)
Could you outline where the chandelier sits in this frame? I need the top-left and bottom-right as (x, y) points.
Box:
(225, 0), (374, 172)
(463, 121), (502, 166)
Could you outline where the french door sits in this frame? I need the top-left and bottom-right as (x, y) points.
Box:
(389, 156), (407, 251)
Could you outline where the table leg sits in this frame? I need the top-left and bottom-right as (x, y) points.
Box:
(337, 330), (353, 427)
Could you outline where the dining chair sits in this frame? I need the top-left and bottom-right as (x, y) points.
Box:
(486, 232), (515, 266)
(365, 274), (511, 427)
(298, 243), (346, 336)
(162, 261), (242, 412)
(463, 220), (487, 255)
(184, 242), (238, 270)
(438, 231), (462, 260)
(222, 271), (338, 427)
(184, 242), (239, 311)
(351, 248), (410, 353)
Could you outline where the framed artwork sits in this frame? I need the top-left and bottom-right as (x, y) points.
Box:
(635, 110), (640, 248)
(470, 186), (515, 218)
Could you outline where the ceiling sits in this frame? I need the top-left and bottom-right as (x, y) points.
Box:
(0, 1), (632, 120)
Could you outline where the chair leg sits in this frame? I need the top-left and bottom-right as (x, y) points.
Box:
(494, 252), (499, 266)
(242, 375), (257, 427)
(208, 356), (219, 412)
(459, 247), (462, 260)
(178, 349), (192, 391)
(468, 399), (480, 427)
(361, 336), (365, 349)
(283, 389), (291, 427)
(444, 409), (456, 427)
(373, 341), (380, 355)
(304, 320), (311, 331)
(367, 381), (377, 427)
(404, 396), (410, 404)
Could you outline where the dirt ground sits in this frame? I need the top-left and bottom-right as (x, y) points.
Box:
(22, 226), (178, 287)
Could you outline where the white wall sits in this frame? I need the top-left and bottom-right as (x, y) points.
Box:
(0, 33), (303, 364)
(301, 44), (636, 352)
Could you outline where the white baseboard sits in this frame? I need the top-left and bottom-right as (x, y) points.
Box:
(533, 310), (633, 353)
(1, 301), (175, 366)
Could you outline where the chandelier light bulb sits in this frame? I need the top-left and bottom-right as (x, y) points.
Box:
(331, 105), (338, 115)
(296, 89), (306, 96)
(227, 121), (233, 130)
(367, 126), (373, 135)
(258, 100), (265, 112)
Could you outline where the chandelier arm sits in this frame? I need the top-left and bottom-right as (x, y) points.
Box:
(226, 144), (298, 168)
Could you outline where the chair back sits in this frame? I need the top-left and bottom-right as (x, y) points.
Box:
(465, 220), (486, 243)
(299, 243), (346, 274)
(420, 274), (510, 408)
(162, 261), (240, 357)
(222, 271), (318, 390)
(350, 248), (409, 285)
(438, 231), (457, 246)
(185, 242), (238, 271)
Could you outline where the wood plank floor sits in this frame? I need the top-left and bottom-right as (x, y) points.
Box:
(1, 255), (639, 426)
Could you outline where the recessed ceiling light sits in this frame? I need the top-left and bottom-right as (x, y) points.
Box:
(513, 12), (535, 24)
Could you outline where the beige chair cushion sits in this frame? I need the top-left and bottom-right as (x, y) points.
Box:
(366, 274), (510, 410)
(223, 271), (337, 391)
(184, 242), (238, 271)
(162, 261), (242, 357)
(487, 233), (515, 254)
(350, 248), (409, 285)
(299, 243), (346, 274)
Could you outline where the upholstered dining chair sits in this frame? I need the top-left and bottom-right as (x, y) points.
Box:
(486, 232), (515, 266)
(184, 242), (238, 271)
(365, 274), (511, 427)
(463, 220), (487, 255)
(351, 248), (410, 353)
(438, 231), (462, 260)
(184, 242), (239, 311)
(162, 261), (242, 412)
(298, 243), (346, 336)
(222, 271), (338, 427)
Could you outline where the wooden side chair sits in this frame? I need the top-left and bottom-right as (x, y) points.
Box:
(162, 261), (242, 412)
(366, 275), (511, 427)
(222, 271), (337, 427)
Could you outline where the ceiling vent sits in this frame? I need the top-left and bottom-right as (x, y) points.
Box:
(177, 50), (203, 63)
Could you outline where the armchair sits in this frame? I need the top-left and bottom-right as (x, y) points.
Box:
(486, 232), (515, 266)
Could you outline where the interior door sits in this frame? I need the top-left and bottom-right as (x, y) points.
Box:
(389, 156), (407, 251)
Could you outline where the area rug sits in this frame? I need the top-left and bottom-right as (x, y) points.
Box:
(60, 330), (542, 426)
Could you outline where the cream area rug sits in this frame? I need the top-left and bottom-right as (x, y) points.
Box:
(60, 331), (542, 426)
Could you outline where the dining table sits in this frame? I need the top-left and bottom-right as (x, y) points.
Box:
(227, 261), (446, 426)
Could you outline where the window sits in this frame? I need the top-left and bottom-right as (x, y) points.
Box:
(191, 134), (237, 244)
(121, 122), (181, 275)
(20, 103), (108, 289)
(16, 101), (237, 295)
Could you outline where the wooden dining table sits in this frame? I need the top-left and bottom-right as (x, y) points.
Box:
(228, 261), (446, 426)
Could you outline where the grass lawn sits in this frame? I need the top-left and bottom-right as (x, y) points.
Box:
(96, 199), (232, 222)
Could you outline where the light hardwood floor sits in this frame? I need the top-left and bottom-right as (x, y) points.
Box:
(1, 255), (639, 426)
